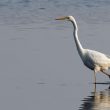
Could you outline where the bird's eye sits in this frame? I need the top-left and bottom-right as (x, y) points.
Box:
(66, 17), (69, 19)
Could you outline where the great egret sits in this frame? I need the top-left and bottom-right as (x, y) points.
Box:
(56, 16), (110, 83)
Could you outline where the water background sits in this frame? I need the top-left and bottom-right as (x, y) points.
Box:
(0, 0), (110, 110)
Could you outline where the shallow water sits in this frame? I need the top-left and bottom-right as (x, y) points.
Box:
(79, 85), (110, 110)
(0, 0), (110, 110)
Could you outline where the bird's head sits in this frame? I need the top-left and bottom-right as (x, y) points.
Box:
(55, 15), (78, 30)
(55, 16), (75, 22)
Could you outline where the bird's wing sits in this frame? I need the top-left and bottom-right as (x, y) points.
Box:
(84, 49), (110, 66)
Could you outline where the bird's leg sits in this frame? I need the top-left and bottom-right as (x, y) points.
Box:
(94, 70), (96, 84)
(101, 70), (110, 78)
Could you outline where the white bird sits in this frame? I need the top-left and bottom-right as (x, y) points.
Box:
(56, 16), (110, 83)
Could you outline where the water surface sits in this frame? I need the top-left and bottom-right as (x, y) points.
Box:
(0, 0), (110, 110)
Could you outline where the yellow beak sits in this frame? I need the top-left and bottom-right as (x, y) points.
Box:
(55, 16), (68, 20)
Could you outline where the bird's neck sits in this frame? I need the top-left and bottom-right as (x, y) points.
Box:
(71, 20), (84, 58)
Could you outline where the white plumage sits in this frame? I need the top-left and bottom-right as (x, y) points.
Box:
(56, 16), (110, 83)
(83, 49), (110, 70)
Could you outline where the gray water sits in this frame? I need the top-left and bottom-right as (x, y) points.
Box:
(0, 0), (110, 110)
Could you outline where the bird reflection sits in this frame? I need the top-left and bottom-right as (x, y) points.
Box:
(79, 85), (110, 110)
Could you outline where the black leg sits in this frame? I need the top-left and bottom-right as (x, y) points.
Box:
(101, 70), (110, 78)
(94, 71), (96, 84)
